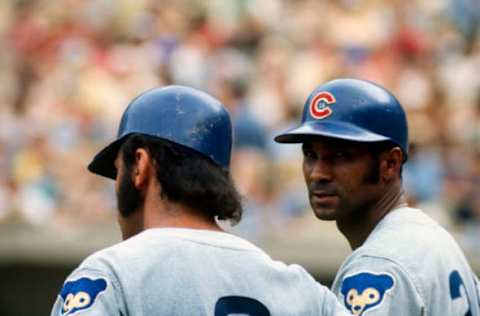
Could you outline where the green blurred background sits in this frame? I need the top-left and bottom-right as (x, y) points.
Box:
(0, 0), (479, 314)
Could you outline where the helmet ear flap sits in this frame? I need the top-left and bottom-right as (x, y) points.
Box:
(88, 86), (233, 179)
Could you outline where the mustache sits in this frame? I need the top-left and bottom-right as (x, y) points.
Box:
(308, 182), (338, 195)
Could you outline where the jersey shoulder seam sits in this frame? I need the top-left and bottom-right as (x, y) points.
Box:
(72, 265), (122, 293)
(167, 236), (267, 254)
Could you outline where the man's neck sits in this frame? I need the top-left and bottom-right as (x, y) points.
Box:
(337, 181), (406, 250)
(144, 199), (222, 232)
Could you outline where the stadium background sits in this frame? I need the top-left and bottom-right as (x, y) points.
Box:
(0, 0), (479, 314)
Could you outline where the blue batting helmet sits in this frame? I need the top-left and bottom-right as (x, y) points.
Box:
(88, 85), (233, 179)
(274, 78), (409, 159)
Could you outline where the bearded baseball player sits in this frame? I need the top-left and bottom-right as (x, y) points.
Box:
(275, 78), (480, 315)
(50, 86), (351, 316)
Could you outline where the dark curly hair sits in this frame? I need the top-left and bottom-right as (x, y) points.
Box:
(119, 134), (242, 224)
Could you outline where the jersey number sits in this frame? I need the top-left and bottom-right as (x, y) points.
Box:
(215, 296), (270, 316)
(450, 270), (473, 316)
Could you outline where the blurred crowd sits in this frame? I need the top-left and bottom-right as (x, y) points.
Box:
(0, 0), (479, 253)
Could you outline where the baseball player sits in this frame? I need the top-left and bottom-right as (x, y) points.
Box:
(275, 78), (480, 315)
(50, 86), (351, 316)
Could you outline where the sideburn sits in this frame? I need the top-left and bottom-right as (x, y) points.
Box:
(117, 162), (144, 218)
(362, 154), (381, 184)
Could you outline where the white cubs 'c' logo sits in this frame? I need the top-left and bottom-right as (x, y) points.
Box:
(310, 91), (336, 119)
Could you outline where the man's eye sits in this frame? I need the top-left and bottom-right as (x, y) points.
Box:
(335, 151), (349, 158)
(303, 150), (316, 159)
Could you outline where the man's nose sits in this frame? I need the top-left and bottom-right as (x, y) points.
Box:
(309, 159), (333, 182)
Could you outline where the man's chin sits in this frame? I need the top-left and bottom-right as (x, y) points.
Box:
(311, 205), (339, 221)
(313, 212), (338, 221)
(309, 195), (340, 218)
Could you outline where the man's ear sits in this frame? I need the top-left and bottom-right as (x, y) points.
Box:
(132, 148), (153, 189)
(380, 147), (403, 181)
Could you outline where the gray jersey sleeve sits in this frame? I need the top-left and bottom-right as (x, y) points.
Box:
(332, 256), (425, 315)
(315, 282), (354, 315)
(50, 267), (124, 316)
(288, 263), (352, 315)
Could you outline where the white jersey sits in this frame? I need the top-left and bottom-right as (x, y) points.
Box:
(332, 207), (480, 315)
(51, 228), (350, 316)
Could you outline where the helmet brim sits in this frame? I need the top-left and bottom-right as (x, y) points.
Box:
(274, 121), (392, 144)
(87, 136), (129, 180)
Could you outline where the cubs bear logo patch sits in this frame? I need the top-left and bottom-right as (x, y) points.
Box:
(340, 272), (394, 315)
(59, 277), (108, 315)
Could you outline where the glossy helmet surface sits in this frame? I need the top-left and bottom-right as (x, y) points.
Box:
(275, 78), (408, 159)
(88, 85), (233, 179)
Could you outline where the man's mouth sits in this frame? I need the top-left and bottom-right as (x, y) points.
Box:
(312, 190), (336, 197)
(312, 191), (338, 202)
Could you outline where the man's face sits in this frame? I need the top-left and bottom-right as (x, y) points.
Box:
(115, 155), (143, 217)
(114, 154), (144, 239)
(302, 138), (383, 222)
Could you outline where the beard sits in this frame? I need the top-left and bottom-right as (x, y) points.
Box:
(117, 164), (144, 218)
